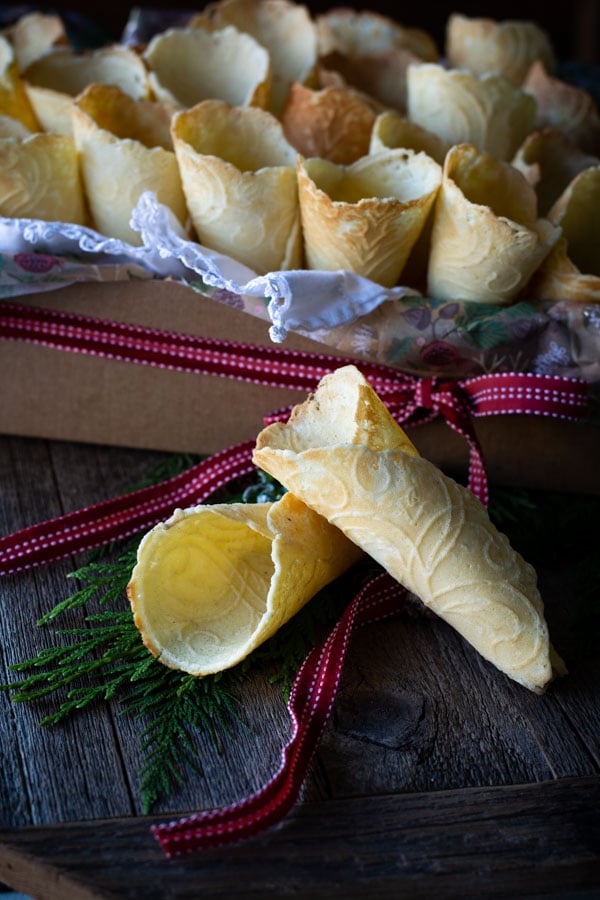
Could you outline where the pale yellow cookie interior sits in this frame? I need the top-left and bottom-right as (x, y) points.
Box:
(190, 0), (318, 117)
(127, 492), (362, 675)
(369, 110), (449, 164)
(143, 25), (270, 111)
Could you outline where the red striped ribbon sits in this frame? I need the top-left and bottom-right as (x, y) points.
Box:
(0, 439), (256, 576)
(152, 569), (406, 857)
(0, 300), (592, 854)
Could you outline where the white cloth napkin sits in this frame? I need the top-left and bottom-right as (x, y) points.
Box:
(0, 191), (419, 341)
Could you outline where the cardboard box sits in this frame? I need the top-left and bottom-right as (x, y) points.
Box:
(1, 279), (599, 494)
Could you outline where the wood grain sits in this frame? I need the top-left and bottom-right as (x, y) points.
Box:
(0, 778), (599, 899)
(1, 434), (599, 898)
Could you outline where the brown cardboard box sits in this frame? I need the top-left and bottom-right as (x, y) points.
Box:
(1, 279), (598, 494)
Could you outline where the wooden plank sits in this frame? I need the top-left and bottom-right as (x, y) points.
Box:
(0, 439), (139, 825)
(0, 777), (598, 900)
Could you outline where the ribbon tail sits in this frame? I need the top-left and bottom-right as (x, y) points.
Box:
(449, 415), (489, 507)
(152, 571), (406, 856)
(431, 384), (490, 506)
(0, 441), (255, 576)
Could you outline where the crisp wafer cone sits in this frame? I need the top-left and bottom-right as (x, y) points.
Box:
(511, 127), (599, 217)
(316, 8), (438, 63)
(316, 7), (439, 111)
(190, 0), (318, 117)
(254, 365), (564, 693)
(0, 35), (38, 131)
(445, 13), (556, 86)
(23, 45), (150, 135)
(171, 99), (301, 273)
(297, 149), (441, 287)
(318, 45), (424, 113)
(3, 11), (68, 72)
(527, 165), (600, 302)
(427, 143), (561, 304)
(0, 131), (86, 222)
(315, 8), (437, 113)
(143, 25), (270, 111)
(407, 62), (535, 161)
(367, 112), (448, 286)
(127, 492), (362, 675)
(281, 81), (377, 164)
(72, 83), (187, 245)
(522, 60), (600, 155)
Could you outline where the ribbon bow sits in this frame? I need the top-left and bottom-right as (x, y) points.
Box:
(386, 375), (489, 501)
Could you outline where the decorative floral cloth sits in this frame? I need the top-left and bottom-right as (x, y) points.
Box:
(1, 192), (599, 388)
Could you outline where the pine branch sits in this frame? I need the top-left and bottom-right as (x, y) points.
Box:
(37, 551), (138, 625)
(3, 571), (250, 811)
(123, 666), (242, 813)
(125, 452), (205, 493)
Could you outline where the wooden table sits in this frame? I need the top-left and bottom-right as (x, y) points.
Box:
(1, 434), (599, 899)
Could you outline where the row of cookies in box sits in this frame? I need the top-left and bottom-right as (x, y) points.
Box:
(0, 1), (598, 305)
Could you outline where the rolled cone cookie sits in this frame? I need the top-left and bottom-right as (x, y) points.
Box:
(426, 142), (561, 304)
(0, 131), (86, 223)
(445, 13), (556, 86)
(171, 99), (302, 273)
(527, 165), (600, 303)
(253, 364), (566, 693)
(127, 491), (363, 676)
(511, 127), (599, 217)
(72, 83), (187, 245)
(406, 62), (536, 161)
(143, 25), (270, 111)
(23, 44), (150, 135)
(190, 0), (318, 117)
(522, 60), (600, 156)
(297, 149), (442, 287)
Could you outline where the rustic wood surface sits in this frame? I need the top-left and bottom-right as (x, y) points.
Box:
(0, 434), (599, 899)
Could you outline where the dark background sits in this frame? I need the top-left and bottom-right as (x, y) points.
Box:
(2, 1), (599, 62)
